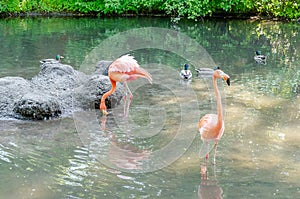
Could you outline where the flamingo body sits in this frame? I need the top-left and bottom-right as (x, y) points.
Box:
(100, 54), (152, 115)
(199, 114), (224, 141)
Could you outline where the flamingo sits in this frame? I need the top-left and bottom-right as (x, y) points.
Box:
(100, 54), (152, 116)
(198, 69), (230, 164)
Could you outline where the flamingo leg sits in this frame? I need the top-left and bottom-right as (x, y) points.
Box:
(213, 141), (219, 165)
(205, 141), (209, 162)
(124, 82), (133, 100)
(123, 82), (132, 117)
(123, 94), (127, 116)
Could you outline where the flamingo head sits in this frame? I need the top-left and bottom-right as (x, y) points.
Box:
(214, 69), (230, 86)
(100, 103), (109, 116)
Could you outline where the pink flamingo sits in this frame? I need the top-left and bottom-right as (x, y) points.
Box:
(100, 54), (152, 116)
(198, 69), (230, 164)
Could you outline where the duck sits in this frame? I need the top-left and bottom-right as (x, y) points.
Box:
(180, 64), (192, 80)
(196, 66), (219, 78)
(40, 54), (64, 65)
(254, 50), (266, 65)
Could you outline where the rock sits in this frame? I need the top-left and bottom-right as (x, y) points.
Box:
(0, 62), (124, 120)
(0, 77), (33, 119)
(13, 93), (61, 120)
(32, 63), (87, 91)
(95, 60), (112, 76)
(73, 73), (124, 110)
(31, 63), (88, 116)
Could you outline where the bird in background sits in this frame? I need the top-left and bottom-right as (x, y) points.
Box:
(100, 54), (152, 116)
(198, 68), (230, 164)
(180, 63), (192, 80)
(254, 50), (266, 65)
(196, 66), (221, 78)
(40, 54), (64, 65)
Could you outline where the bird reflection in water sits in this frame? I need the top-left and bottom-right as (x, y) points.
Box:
(101, 116), (151, 171)
(198, 164), (223, 199)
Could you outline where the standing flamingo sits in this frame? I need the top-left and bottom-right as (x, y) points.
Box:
(100, 54), (152, 116)
(198, 69), (230, 164)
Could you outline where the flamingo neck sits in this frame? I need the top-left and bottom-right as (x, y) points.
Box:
(100, 79), (116, 111)
(213, 76), (223, 125)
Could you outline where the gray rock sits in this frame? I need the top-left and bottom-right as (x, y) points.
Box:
(31, 63), (88, 116)
(13, 93), (61, 120)
(0, 62), (123, 120)
(95, 60), (112, 76)
(0, 77), (32, 119)
(73, 73), (124, 110)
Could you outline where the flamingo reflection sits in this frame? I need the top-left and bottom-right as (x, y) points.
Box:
(198, 164), (223, 199)
(101, 116), (151, 171)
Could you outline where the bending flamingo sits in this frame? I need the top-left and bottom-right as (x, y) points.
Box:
(100, 54), (152, 116)
(198, 68), (230, 164)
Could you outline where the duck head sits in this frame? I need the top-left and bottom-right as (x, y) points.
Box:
(184, 63), (189, 70)
(56, 54), (64, 61)
(255, 50), (262, 56)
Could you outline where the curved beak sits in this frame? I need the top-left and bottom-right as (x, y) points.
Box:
(222, 75), (230, 86)
(102, 109), (109, 116)
(226, 78), (230, 86)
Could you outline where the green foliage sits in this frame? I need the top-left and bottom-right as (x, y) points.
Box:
(0, 0), (21, 13)
(0, 0), (299, 19)
(253, 0), (300, 19)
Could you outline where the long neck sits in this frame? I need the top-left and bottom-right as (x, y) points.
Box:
(100, 79), (116, 110)
(213, 76), (223, 124)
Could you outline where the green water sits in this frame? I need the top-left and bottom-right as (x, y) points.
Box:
(0, 17), (299, 199)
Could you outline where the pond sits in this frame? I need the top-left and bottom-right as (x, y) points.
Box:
(0, 17), (299, 199)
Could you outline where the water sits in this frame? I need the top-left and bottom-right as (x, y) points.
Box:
(0, 17), (299, 198)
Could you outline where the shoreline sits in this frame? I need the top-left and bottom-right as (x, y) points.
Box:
(0, 11), (298, 22)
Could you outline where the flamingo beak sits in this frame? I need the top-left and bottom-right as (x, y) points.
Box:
(226, 78), (230, 86)
(222, 75), (230, 86)
(102, 109), (109, 116)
